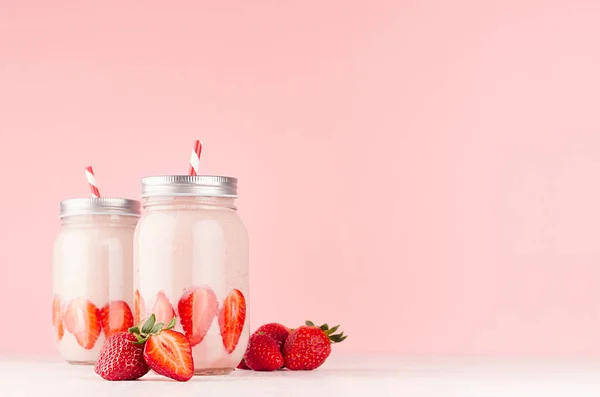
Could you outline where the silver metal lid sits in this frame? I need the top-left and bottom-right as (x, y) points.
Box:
(141, 175), (238, 198)
(59, 198), (141, 218)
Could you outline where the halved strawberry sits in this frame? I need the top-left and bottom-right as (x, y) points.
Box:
(218, 289), (246, 353)
(152, 291), (175, 325)
(100, 301), (134, 338)
(52, 295), (64, 341)
(177, 286), (218, 347)
(133, 290), (146, 324)
(132, 315), (194, 382)
(64, 298), (102, 349)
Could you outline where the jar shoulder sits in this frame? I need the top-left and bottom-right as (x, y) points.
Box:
(54, 225), (136, 250)
(135, 208), (248, 241)
(137, 208), (247, 226)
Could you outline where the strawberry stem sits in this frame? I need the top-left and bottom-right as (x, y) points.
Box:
(305, 320), (347, 344)
(129, 314), (177, 344)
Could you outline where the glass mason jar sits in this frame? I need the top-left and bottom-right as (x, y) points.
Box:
(134, 176), (249, 376)
(52, 198), (140, 364)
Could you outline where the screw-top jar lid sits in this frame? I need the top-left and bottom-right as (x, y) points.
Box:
(59, 198), (141, 218)
(141, 175), (238, 198)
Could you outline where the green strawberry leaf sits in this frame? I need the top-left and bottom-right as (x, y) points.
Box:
(141, 314), (156, 334)
(151, 323), (164, 334)
(165, 317), (177, 330)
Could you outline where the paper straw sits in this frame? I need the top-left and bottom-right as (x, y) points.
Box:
(85, 166), (101, 198)
(189, 140), (202, 176)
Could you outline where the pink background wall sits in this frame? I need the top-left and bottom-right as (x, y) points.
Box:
(2, 0), (600, 357)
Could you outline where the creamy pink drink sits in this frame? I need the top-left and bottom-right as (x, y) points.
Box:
(134, 176), (249, 375)
(53, 198), (140, 364)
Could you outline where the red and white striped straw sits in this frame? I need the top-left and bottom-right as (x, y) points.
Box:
(189, 140), (202, 176)
(85, 166), (101, 198)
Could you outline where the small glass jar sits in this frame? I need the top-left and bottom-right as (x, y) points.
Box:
(134, 176), (249, 376)
(52, 198), (140, 364)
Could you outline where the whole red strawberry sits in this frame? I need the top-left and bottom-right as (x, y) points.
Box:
(283, 321), (346, 370)
(254, 323), (289, 350)
(244, 333), (284, 371)
(236, 357), (250, 370)
(94, 332), (150, 381)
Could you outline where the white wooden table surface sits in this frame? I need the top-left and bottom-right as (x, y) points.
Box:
(2, 355), (600, 397)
